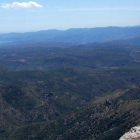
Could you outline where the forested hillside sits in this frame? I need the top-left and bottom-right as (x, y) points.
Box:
(0, 40), (140, 139)
(0, 42), (139, 70)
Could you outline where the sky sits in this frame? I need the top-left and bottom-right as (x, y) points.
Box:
(1, 0), (140, 33)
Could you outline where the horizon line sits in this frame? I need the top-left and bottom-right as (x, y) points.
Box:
(0, 25), (140, 34)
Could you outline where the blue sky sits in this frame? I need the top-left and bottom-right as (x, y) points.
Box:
(1, 0), (140, 33)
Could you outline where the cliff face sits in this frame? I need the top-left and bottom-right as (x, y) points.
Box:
(119, 126), (140, 140)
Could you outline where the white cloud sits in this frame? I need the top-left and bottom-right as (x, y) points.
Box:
(2, 1), (43, 9)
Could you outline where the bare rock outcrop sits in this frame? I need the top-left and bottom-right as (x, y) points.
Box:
(119, 126), (140, 140)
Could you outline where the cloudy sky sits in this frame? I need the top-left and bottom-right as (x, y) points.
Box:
(1, 0), (140, 33)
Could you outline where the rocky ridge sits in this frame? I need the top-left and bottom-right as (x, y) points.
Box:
(119, 126), (140, 140)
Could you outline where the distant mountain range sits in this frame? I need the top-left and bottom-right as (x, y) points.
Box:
(1, 26), (140, 44)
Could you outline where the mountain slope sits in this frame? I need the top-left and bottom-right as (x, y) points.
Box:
(0, 66), (140, 139)
(7, 99), (140, 140)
